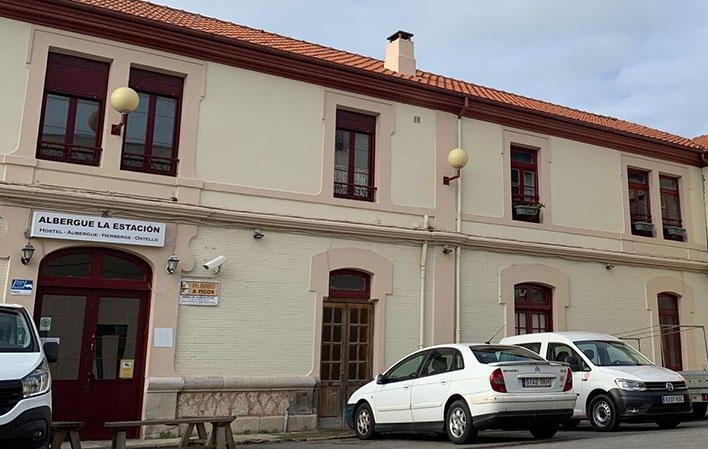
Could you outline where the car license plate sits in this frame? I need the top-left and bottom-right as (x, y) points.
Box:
(662, 395), (684, 404)
(522, 378), (552, 388)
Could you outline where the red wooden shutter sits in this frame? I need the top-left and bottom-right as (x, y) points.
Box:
(129, 68), (183, 97)
(44, 53), (109, 100)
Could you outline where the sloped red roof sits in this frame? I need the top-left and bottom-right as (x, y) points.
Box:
(69, 0), (704, 151)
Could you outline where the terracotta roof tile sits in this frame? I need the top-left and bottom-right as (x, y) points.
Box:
(70, 0), (706, 151)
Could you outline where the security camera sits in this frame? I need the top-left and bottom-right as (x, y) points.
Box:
(203, 255), (226, 273)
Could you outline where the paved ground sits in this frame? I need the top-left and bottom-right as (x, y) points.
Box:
(238, 419), (708, 449)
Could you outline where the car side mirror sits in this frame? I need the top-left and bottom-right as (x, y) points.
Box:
(375, 374), (386, 385)
(43, 341), (59, 363)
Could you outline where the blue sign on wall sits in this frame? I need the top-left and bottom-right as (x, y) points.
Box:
(10, 279), (33, 296)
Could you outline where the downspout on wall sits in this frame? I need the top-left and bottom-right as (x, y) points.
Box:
(455, 98), (470, 344)
(419, 214), (429, 349)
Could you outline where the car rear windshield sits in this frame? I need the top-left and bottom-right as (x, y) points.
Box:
(471, 345), (545, 364)
(0, 308), (37, 353)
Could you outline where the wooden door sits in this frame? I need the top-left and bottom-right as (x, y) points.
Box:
(658, 293), (683, 371)
(35, 248), (151, 439)
(319, 302), (373, 427)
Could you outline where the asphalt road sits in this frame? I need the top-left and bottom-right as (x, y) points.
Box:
(240, 419), (708, 449)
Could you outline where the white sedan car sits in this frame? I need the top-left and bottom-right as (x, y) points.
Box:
(345, 344), (576, 444)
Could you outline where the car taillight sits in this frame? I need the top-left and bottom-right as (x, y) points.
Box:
(563, 367), (573, 392)
(490, 368), (507, 393)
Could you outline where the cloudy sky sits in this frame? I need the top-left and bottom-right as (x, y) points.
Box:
(155, 0), (708, 139)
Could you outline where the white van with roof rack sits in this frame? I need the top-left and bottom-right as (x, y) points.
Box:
(0, 304), (58, 449)
(501, 332), (692, 431)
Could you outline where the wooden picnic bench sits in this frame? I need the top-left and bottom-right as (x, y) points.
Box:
(105, 416), (235, 449)
(50, 421), (83, 449)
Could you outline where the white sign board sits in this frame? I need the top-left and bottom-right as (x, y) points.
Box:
(179, 279), (220, 306)
(30, 211), (166, 247)
(10, 279), (33, 296)
(154, 328), (174, 348)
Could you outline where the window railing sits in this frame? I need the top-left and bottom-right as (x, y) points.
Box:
(334, 182), (376, 202)
(121, 153), (179, 176)
(36, 141), (102, 166)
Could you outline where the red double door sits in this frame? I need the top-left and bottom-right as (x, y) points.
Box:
(34, 249), (151, 439)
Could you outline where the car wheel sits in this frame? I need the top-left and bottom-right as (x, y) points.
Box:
(445, 399), (478, 444)
(353, 403), (376, 440)
(529, 423), (559, 439)
(691, 403), (707, 420)
(560, 418), (580, 429)
(655, 417), (681, 429)
(588, 394), (620, 431)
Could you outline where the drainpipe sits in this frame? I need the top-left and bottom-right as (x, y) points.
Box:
(419, 214), (430, 349)
(454, 98), (469, 344)
(454, 115), (463, 343)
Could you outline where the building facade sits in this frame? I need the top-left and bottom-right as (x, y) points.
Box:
(1, 0), (707, 438)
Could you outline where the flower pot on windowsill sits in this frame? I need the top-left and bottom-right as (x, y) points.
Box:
(633, 221), (654, 233)
(514, 204), (543, 217)
(665, 226), (686, 238)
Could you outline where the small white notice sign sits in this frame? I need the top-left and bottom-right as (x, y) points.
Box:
(30, 211), (166, 247)
(39, 317), (52, 332)
(154, 328), (174, 348)
(179, 279), (220, 306)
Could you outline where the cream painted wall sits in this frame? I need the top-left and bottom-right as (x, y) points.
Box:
(0, 258), (8, 303)
(460, 250), (708, 368)
(175, 226), (422, 377)
(390, 104), (436, 209)
(460, 118), (504, 217)
(196, 63), (324, 193)
(0, 18), (30, 154)
(550, 138), (624, 232)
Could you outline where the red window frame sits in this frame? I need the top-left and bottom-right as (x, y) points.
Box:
(36, 53), (110, 166)
(659, 175), (683, 240)
(510, 146), (540, 222)
(334, 110), (376, 202)
(327, 269), (371, 300)
(514, 283), (552, 335)
(120, 68), (183, 176)
(627, 168), (653, 236)
(658, 293), (683, 371)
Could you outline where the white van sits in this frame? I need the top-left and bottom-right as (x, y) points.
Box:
(0, 304), (58, 449)
(501, 332), (692, 431)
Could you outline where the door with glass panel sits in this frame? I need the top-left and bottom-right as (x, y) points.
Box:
(35, 249), (151, 439)
(319, 270), (373, 427)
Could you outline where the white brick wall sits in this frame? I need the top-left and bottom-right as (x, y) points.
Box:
(175, 226), (424, 377)
(461, 250), (708, 367)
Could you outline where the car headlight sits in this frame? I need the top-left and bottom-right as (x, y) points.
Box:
(22, 359), (51, 398)
(615, 378), (646, 392)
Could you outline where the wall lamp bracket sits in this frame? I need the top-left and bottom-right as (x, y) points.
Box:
(443, 171), (461, 185)
(111, 113), (128, 136)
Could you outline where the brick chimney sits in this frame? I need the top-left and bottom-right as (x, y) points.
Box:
(384, 30), (416, 76)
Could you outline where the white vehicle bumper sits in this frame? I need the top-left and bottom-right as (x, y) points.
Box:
(466, 392), (576, 430)
(0, 393), (52, 449)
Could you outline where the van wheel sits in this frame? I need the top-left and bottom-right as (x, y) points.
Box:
(445, 399), (478, 444)
(353, 403), (376, 440)
(560, 418), (580, 429)
(655, 417), (681, 429)
(529, 423), (559, 439)
(588, 394), (620, 431)
(692, 403), (707, 420)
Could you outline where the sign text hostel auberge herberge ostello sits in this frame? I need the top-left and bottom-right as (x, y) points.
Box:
(30, 211), (166, 247)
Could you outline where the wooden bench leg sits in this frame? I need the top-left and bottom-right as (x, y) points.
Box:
(196, 423), (208, 442)
(225, 424), (235, 449)
(179, 423), (195, 449)
(68, 430), (82, 449)
(111, 429), (127, 449)
(51, 429), (67, 449)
